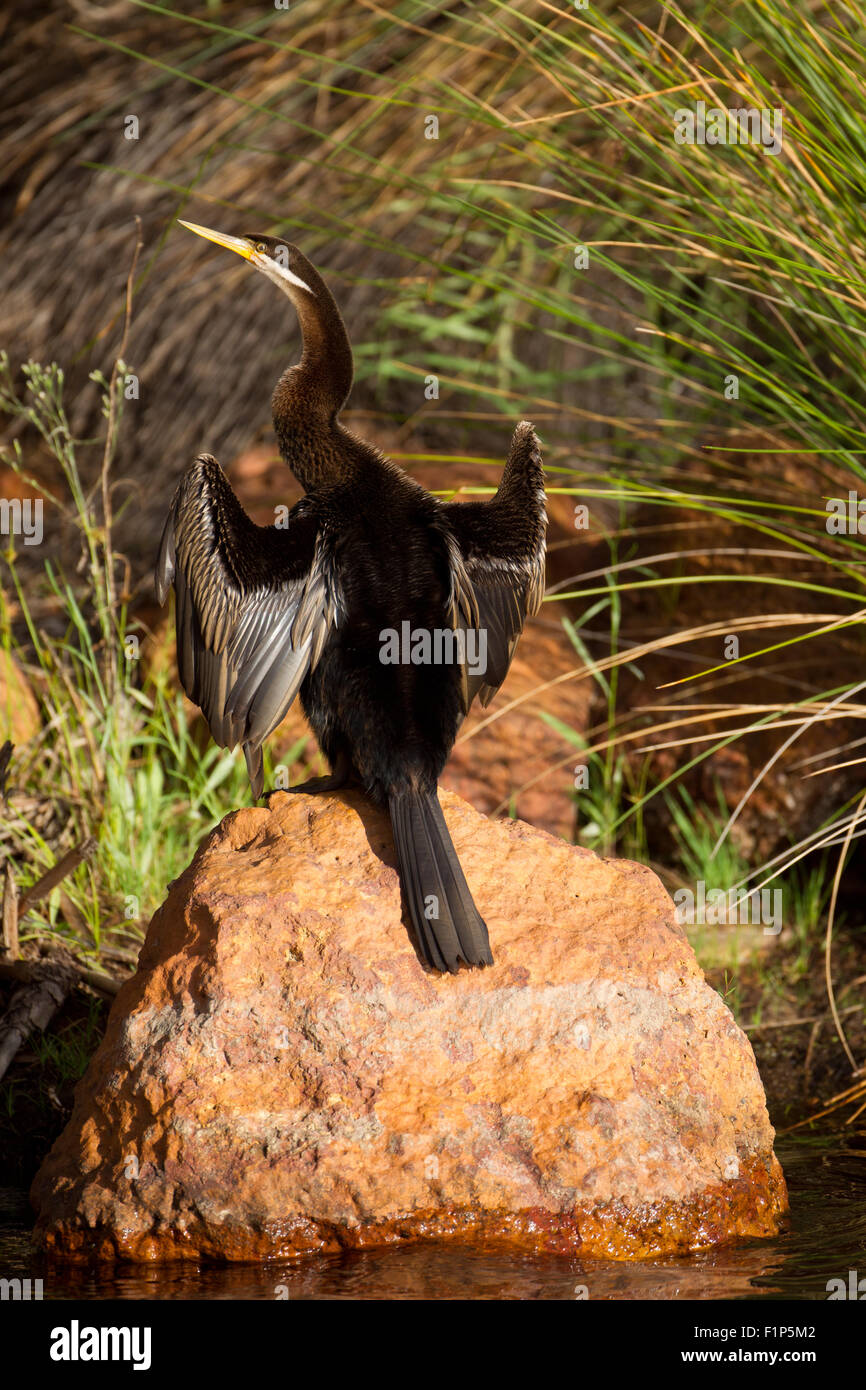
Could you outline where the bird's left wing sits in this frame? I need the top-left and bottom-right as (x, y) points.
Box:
(442, 421), (546, 711)
(155, 454), (338, 797)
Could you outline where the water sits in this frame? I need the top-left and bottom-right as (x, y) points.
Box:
(2, 1136), (864, 1300)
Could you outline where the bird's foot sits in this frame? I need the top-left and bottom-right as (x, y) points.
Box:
(269, 752), (355, 798)
(278, 772), (349, 795)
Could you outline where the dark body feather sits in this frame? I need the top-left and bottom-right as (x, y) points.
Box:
(157, 233), (546, 972)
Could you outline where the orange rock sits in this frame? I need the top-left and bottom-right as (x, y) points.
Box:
(31, 790), (786, 1263)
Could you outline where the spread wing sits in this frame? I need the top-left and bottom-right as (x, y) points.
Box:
(443, 421), (546, 711)
(155, 454), (338, 798)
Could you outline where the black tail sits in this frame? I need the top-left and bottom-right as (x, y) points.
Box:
(389, 789), (493, 973)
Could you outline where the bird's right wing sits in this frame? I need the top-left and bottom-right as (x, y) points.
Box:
(155, 454), (338, 797)
(442, 421), (546, 711)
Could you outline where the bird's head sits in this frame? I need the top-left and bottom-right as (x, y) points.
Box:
(178, 217), (353, 435)
(178, 220), (315, 296)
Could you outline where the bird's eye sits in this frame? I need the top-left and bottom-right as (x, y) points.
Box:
(255, 242), (268, 254)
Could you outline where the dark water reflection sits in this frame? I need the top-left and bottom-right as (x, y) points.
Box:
(2, 1137), (864, 1300)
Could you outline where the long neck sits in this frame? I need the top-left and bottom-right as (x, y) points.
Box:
(271, 252), (354, 488)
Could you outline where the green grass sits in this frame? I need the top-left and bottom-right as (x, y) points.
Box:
(0, 357), (315, 970)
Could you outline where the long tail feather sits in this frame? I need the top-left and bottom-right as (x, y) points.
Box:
(389, 790), (493, 973)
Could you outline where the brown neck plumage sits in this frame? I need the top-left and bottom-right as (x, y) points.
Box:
(271, 249), (355, 490)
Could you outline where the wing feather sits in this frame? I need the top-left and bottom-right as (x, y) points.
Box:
(155, 454), (338, 796)
(443, 421), (546, 712)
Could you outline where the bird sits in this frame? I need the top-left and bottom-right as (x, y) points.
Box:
(156, 220), (546, 973)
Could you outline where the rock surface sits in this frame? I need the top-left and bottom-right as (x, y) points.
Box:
(32, 790), (787, 1263)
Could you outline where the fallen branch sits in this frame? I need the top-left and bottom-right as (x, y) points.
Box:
(0, 959), (77, 1083)
(0, 958), (121, 998)
(17, 837), (98, 915)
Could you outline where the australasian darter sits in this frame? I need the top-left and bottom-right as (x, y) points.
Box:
(156, 221), (547, 973)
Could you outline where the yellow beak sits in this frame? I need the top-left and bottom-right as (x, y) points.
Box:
(178, 219), (254, 261)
